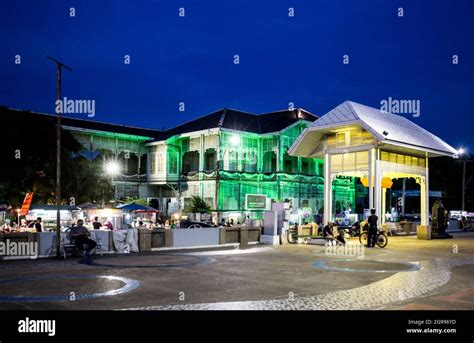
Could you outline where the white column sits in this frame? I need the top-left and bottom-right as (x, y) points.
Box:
(200, 134), (205, 199)
(421, 155), (430, 226)
(374, 161), (381, 225)
(368, 148), (375, 210)
(420, 178), (426, 226)
(199, 134), (205, 172)
(323, 153), (332, 224)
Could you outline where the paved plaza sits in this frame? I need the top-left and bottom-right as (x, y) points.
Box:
(0, 232), (474, 310)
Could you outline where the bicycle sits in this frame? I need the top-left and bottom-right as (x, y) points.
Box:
(359, 229), (388, 248)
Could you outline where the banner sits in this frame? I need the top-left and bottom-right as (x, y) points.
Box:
(20, 192), (34, 216)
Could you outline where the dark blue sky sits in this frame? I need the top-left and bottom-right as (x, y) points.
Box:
(1, 0), (472, 150)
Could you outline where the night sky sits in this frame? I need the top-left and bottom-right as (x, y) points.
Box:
(1, 0), (472, 150)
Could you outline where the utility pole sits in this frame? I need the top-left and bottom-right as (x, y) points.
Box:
(456, 148), (472, 211)
(47, 56), (72, 258)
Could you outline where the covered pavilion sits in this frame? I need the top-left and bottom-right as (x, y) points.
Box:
(288, 101), (458, 235)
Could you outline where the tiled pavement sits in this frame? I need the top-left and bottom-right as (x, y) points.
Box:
(123, 257), (474, 310)
(1, 234), (474, 310)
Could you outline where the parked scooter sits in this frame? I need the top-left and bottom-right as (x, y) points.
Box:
(349, 220), (367, 237)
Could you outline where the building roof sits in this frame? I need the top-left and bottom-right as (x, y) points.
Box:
(0, 107), (164, 140)
(162, 108), (317, 139)
(60, 115), (164, 140)
(1, 106), (317, 141)
(289, 101), (458, 158)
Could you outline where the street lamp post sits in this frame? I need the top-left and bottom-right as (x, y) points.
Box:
(462, 157), (466, 211)
(104, 160), (121, 206)
(47, 56), (71, 258)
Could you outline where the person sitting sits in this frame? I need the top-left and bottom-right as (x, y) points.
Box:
(19, 219), (28, 232)
(10, 221), (19, 232)
(1, 219), (12, 233)
(69, 219), (97, 257)
(333, 223), (346, 245)
(322, 222), (335, 245)
(136, 220), (147, 230)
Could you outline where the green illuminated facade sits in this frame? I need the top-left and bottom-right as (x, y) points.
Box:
(59, 108), (359, 221)
(63, 125), (153, 200)
(146, 109), (358, 221)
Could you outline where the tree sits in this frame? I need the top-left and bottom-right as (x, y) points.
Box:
(123, 197), (148, 206)
(65, 156), (114, 205)
(187, 195), (211, 214)
(0, 108), (114, 207)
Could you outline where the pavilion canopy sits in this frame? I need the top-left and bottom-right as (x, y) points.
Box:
(116, 203), (157, 212)
(289, 101), (458, 158)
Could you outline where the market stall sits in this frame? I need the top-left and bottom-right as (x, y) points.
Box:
(117, 203), (159, 229)
(81, 207), (124, 230)
(26, 205), (81, 231)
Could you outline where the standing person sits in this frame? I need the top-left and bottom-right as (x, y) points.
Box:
(92, 217), (102, 230)
(367, 208), (378, 248)
(444, 209), (449, 231)
(69, 219), (97, 257)
(103, 219), (114, 230)
(34, 217), (43, 233)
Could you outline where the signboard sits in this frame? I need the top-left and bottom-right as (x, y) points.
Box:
(392, 190), (442, 198)
(26, 209), (73, 221)
(245, 194), (267, 210)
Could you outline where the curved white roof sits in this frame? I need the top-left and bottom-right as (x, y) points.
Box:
(289, 101), (458, 158)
